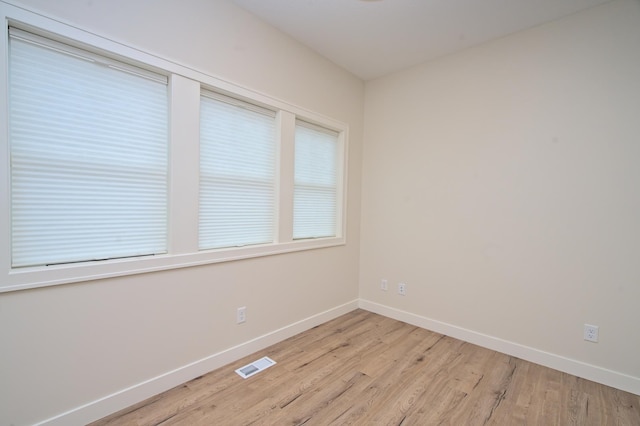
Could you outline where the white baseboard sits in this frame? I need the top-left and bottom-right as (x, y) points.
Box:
(358, 299), (640, 397)
(37, 299), (360, 426)
(37, 298), (639, 425)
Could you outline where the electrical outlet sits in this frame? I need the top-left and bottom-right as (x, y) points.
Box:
(584, 324), (598, 342)
(237, 306), (246, 324)
(398, 283), (406, 296)
(381, 279), (388, 291)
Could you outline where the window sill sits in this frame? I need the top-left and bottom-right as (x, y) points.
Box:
(1, 237), (345, 293)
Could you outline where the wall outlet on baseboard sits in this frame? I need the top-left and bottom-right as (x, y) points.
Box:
(237, 306), (247, 324)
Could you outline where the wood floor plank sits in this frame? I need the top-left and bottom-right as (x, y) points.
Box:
(92, 310), (640, 426)
(330, 335), (464, 424)
(273, 369), (373, 426)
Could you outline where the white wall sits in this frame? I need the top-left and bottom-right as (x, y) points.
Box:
(361, 0), (640, 393)
(0, 1), (363, 425)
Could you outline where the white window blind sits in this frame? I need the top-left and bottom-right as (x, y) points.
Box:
(9, 28), (168, 268)
(294, 121), (339, 239)
(199, 92), (276, 250)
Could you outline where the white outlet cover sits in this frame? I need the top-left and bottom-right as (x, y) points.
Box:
(584, 324), (599, 342)
(237, 307), (246, 324)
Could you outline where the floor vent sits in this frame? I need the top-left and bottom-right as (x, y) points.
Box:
(235, 356), (276, 379)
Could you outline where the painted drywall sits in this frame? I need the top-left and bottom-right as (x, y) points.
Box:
(360, 0), (640, 389)
(0, 0), (363, 424)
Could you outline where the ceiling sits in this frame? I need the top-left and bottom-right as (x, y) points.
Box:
(229, 0), (613, 80)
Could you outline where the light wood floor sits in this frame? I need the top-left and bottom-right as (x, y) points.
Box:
(92, 309), (640, 425)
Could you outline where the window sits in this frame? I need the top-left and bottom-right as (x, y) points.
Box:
(294, 121), (340, 239)
(199, 92), (276, 249)
(8, 28), (168, 268)
(0, 4), (347, 292)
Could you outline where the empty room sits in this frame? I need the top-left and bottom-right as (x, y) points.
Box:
(0, 0), (639, 424)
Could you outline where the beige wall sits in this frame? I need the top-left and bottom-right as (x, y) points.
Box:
(3, 0), (640, 423)
(361, 0), (640, 386)
(0, 0), (363, 424)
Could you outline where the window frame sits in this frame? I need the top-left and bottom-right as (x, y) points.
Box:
(8, 27), (171, 268)
(198, 91), (278, 250)
(0, 3), (348, 293)
(293, 120), (343, 240)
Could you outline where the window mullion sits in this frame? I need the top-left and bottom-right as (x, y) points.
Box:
(276, 111), (296, 243)
(168, 74), (201, 254)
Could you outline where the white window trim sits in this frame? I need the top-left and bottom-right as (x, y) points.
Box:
(0, 2), (348, 293)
